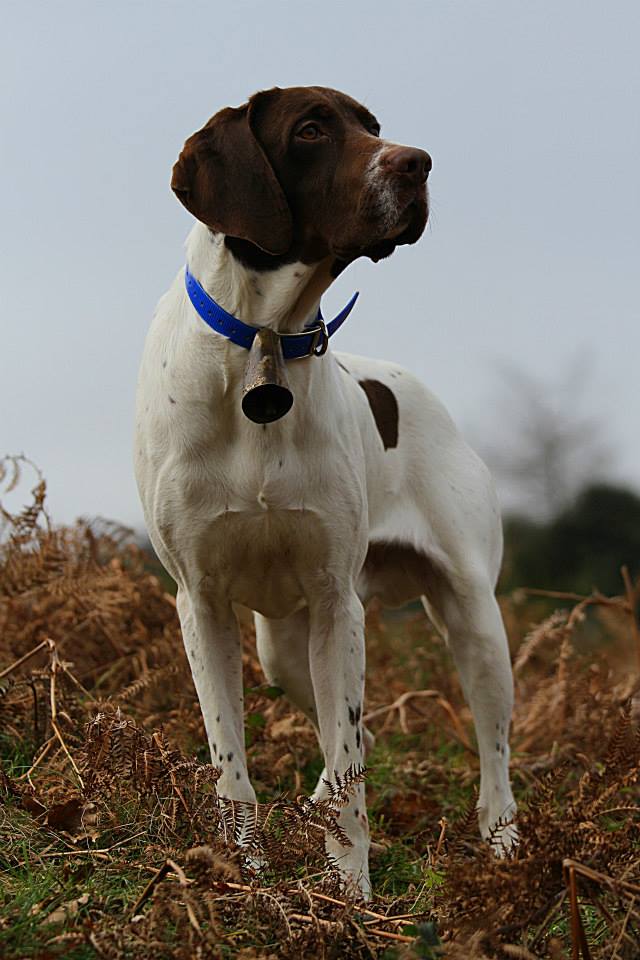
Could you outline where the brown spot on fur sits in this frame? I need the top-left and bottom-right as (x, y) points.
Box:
(358, 379), (398, 449)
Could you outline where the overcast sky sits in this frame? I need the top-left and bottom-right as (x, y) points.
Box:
(2, 0), (639, 528)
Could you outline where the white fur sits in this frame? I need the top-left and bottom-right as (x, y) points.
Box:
(364, 143), (403, 230)
(134, 221), (516, 897)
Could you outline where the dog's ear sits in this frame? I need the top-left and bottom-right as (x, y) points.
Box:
(171, 104), (292, 256)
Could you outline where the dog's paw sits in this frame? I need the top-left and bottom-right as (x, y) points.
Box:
(335, 865), (372, 901)
(479, 797), (518, 856)
(326, 840), (372, 901)
(242, 850), (268, 876)
(487, 817), (519, 857)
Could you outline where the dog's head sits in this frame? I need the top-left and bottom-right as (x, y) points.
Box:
(171, 86), (431, 270)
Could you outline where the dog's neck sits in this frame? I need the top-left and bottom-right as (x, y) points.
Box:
(185, 222), (335, 334)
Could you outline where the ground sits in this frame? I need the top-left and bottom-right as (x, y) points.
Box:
(1, 459), (639, 958)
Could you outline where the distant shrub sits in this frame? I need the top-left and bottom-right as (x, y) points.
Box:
(502, 482), (640, 593)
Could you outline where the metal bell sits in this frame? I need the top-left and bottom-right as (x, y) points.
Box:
(241, 328), (294, 423)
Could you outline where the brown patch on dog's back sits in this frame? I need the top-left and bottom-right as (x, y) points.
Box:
(358, 379), (398, 449)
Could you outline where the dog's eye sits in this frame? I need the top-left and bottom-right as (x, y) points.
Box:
(368, 123), (381, 137)
(296, 123), (323, 141)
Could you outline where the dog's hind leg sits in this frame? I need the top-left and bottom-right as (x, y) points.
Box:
(429, 569), (517, 851)
(255, 608), (376, 780)
(255, 608), (318, 726)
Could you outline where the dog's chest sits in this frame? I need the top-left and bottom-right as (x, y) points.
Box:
(135, 287), (372, 613)
(198, 507), (333, 618)
(139, 414), (368, 616)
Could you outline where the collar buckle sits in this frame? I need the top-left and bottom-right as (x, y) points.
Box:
(310, 319), (329, 356)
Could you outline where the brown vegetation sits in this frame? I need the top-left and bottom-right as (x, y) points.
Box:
(1, 455), (639, 958)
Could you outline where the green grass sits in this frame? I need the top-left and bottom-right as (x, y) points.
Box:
(0, 816), (150, 958)
(0, 731), (36, 778)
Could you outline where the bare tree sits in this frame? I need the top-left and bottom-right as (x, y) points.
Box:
(475, 356), (613, 521)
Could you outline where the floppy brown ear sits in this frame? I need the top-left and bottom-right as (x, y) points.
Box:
(171, 104), (292, 256)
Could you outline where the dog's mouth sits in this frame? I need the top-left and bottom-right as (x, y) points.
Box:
(349, 193), (428, 263)
(389, 197), (422, 235)
(391, 188), (428, 234)
(328, 180), (428, 265)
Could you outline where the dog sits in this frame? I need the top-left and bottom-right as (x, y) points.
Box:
(134, 86), (517, 897)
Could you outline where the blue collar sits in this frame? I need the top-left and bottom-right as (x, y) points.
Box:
(185, 267), (358, 359)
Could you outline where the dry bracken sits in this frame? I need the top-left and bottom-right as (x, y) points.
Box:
(1, 455), (639, 959)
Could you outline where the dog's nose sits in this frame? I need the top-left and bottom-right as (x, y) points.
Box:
(384, 147), (432, 182)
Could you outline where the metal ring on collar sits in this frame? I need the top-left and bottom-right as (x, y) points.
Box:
(310, 319), (329, 356)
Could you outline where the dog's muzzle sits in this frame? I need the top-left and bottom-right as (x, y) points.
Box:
(242, 329), (294, 423)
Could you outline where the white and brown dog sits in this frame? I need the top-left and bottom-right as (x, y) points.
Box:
(134, 86), (516, 897)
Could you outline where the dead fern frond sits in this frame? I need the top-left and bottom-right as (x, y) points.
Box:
(320, 764), (367, 808)
(0, 454), (49, 542)
(602, 701), (633, 773)
(514, 608), (568, 675)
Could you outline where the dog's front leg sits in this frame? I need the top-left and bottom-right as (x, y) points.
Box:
(176, 587), (256, 808)
(308, 588), (371, 898)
